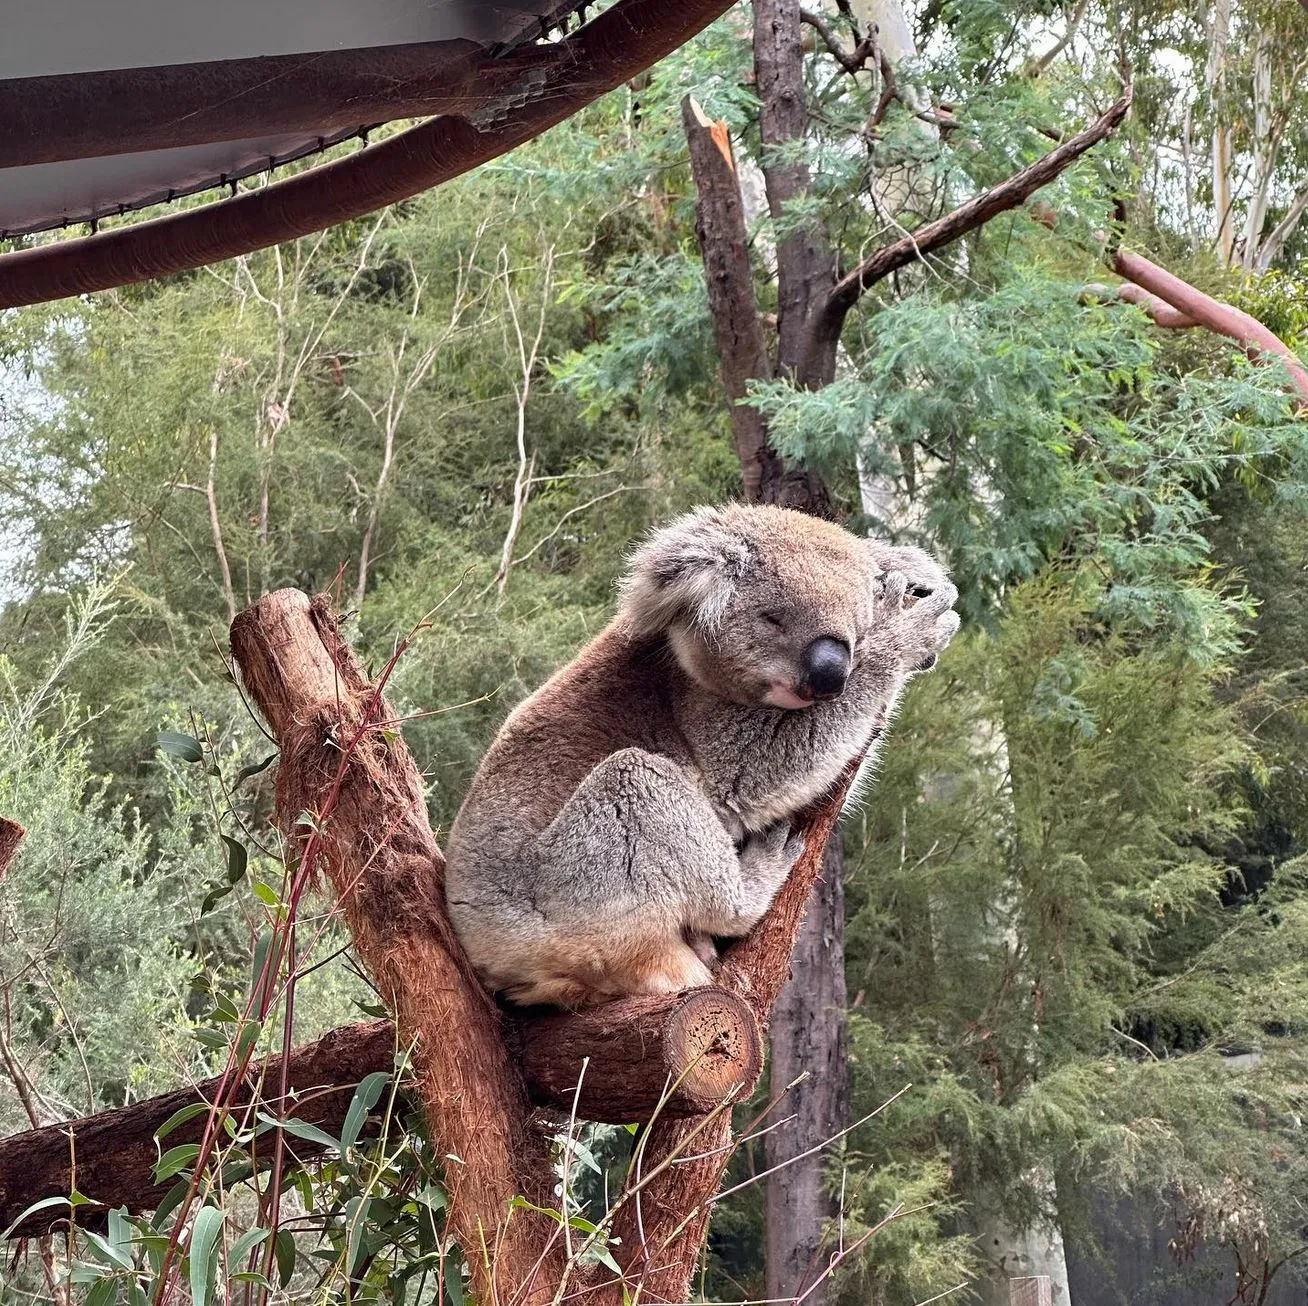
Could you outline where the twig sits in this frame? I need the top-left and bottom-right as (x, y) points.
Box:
(511, 486), (644, 567)
(492, 240), (557, 602)
(802, 91), (1132, 377)
(204, 428), (238, 625)
(1025, 0), (1089, 76)
(799, 7), (875, 73)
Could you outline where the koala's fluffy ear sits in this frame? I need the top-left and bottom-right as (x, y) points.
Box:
(619, 507), (751, 637)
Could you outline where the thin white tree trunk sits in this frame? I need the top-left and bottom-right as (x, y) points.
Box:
(1256, 188), (1308, 271)
(205, 427), (237, 625)
(492, 242), (555, 602)
(1206, 0), (1235, 263)
(1241, 28), (1275, 270)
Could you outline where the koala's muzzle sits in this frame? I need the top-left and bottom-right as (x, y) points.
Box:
(800, 637), (851, 701)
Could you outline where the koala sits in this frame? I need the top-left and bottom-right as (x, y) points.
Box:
(443, 504), (959, 1007)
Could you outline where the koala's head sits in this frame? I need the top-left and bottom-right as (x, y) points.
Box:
(619, 504), (949, 709)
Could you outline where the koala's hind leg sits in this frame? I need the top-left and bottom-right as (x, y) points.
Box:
(527, 747), (762, 1001)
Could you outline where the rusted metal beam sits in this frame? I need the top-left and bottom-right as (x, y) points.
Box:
(0, 0), (737, 308)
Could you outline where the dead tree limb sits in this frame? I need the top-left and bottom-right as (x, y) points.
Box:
(0, 990), (760, 1238)
(1107, 249), (1308, 405)
(801, 90), (1132, 377)
(681, 96), (776, 502)
(0, 1020), (391, 1239)
(229, 589), (566, 1305)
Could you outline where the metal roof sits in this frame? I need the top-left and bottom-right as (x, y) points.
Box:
(0, 0), (732, 306)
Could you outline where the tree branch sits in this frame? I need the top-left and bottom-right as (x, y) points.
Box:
(799, 7), (875, 74)
(204, 427), (238, 626)
(681, 95), (777, 501)
(802, 90), (1132, 376)
(1108, 248), (1308, 405)
(1083, 281), (1198, 328)
(0, 991), (762, 1239)
(1255, 187), (1308, 272)
(1024, 0), (1090, 76)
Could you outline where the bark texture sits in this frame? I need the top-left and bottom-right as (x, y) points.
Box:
(230, 589), (565, 1305)
(519, 988), (761, 1121)
(610, 759), (861, 1301)
(0, 818), (23, 879)
(0, 990), (762, 1239)
(680, 95), (776, 501)
(764, 838), (849, 1304)
(754, 0), (840, 396)
(0, 1020), (391, 1239)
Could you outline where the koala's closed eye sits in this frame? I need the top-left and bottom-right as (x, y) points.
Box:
(903, 585), (933, 608)
(759, 611), (787, 631)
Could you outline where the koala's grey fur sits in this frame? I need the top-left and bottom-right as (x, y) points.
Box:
(444, 503), (959, 1007)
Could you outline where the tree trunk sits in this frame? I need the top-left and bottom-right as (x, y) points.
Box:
(230, 590), (567, 1304)
(682, 6), (848, 1294)
(753, 0), (840, 398)
(680, 95), (777, 502)
(973, 1176), (1071, 1306)
(764, 837), (849, 1304)
(0, 817), (23, 878)
(1206, 0), (1234, 263)
(609, 760), (862, 1302)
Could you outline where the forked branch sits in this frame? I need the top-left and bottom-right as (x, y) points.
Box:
(801, 91), (1132, 378)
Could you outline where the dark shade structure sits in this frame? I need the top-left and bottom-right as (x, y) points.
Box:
(0, 0), (736, 306)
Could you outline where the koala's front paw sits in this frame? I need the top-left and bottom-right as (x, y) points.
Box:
(905, 580), (960, 672)
(877, 570), (959, 673)
(739, 822), (806, 889)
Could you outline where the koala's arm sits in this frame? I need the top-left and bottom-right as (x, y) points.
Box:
(534, 748), (799, 937)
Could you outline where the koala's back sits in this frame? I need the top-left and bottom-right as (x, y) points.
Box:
(445, 623), (686, 862)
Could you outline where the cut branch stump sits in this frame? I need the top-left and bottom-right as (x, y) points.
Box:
(0, 989), (761, 1238)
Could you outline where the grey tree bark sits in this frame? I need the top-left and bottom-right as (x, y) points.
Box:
(764, 838), (849, 1304)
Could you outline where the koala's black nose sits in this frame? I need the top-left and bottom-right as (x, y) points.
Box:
(801, 637), (850, 700)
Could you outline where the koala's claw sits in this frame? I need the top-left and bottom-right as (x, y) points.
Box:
(905, 583), (960, 671)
